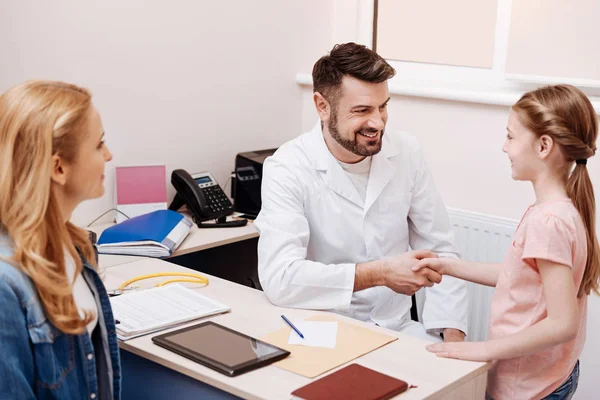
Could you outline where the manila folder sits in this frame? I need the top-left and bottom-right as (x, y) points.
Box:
(261, 314), (397, 378)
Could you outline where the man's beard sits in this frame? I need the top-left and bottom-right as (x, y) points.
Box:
(328, 107), (384, 157)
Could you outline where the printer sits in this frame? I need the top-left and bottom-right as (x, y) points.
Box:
(232, 148), (277, 218)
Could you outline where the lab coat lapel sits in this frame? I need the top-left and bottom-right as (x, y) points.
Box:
(364, 134), (399, 214)
(304, 122), (363, 208)
(324, 157), (364, 208)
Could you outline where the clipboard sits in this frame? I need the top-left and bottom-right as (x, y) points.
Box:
(260, 314), (397, 378)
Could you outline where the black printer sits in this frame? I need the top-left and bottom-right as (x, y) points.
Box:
(232, 148), (277, 218)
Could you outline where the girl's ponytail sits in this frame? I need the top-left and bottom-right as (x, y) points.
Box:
(567, 161), (600, 296)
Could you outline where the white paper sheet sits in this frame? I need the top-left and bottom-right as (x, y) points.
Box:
(110, 284), (230, 340)
(288, 321), (338, 348)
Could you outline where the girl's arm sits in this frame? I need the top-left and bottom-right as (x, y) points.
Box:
(426, 259), (579, 361)
(413, 257), (502, 287)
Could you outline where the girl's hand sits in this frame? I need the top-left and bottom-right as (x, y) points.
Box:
(426, 341), (494, 362)
(412, 257), (456, 275)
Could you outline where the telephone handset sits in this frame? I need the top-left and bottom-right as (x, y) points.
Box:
(168, 169), (247, 228)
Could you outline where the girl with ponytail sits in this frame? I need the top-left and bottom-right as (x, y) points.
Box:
(0, 80), (120, 399)
(414, 84), (599, 399)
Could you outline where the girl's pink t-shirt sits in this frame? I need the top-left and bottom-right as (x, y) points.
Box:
(487, 200), (588, 400)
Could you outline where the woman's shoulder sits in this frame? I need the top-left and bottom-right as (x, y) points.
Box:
(0, 233), (18, 277)
(0, 236), (50, 332)
(0, 264), (33, 301)
(0, 234), (37, 302)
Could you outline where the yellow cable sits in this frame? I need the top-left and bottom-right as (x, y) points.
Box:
(156, 278), (208, 287)
(118, 272), (209, 290)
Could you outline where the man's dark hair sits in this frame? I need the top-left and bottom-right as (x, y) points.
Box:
(312, 42), (396, 105)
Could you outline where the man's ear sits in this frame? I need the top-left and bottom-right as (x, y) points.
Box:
(313, 92), (331, 123)
(538, 135), (554, 159)
(50, 154), (68, 186)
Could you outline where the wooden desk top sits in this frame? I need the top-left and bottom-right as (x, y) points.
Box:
(103, 258), (488, 400)
(90, 212), (259, 268)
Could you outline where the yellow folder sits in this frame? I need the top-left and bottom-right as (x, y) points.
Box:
(261, 314), (397, 378)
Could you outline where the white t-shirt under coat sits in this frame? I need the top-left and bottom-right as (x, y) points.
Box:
(337, 156), (372, 205)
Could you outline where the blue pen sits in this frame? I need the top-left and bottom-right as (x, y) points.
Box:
(281, 314), (304, 339)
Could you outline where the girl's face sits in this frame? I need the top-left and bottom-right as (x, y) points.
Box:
(502, 110), (543, 181)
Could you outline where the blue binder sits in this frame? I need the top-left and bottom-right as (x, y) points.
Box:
(97, 210), (192, 257)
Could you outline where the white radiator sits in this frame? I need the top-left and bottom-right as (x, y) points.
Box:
(415, 207), (518, 342)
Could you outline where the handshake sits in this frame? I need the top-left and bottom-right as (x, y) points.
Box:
(377, 249), (453, 296)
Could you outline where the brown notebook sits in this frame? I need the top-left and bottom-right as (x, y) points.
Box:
(291, 363), (411, 400)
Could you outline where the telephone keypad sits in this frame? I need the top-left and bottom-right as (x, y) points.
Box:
(203, 185), (233, 215)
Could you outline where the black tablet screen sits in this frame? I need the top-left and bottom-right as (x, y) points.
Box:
(163, 323), (282, 367)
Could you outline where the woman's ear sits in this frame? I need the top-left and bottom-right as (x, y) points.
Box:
(50, 154), (68, 186)
(313, 92), (331, 123)
(538, 135), (554, 159)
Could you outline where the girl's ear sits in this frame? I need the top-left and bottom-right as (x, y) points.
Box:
(538, 135), (554, 159)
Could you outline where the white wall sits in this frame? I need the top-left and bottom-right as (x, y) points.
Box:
(0, 0), (333, 226)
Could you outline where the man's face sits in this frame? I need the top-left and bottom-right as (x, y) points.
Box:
(322, 76), (390, 162)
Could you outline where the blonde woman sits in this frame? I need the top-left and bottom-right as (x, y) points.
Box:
(0, 81), (119, 399)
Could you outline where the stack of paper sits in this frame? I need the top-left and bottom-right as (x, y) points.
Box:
(97, 210), (192, 257)
(110, 284), (230, 340)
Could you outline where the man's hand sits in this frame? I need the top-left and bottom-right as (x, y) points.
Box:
(426, 340), (493, 362)
(443, 328), (465, 342)
(381, 250), (443, 296)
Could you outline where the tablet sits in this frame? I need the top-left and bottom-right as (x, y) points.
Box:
(151, 321), (290, 376)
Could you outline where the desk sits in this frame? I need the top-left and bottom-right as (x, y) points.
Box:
(103, 258), (489, 400)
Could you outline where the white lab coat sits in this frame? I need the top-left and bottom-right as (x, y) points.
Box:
(255, 123), (468, 334)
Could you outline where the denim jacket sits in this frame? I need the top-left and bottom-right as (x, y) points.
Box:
(0, 235), (121, 400)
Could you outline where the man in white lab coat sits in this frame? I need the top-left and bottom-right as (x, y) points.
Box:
(255, 43), (468, 342)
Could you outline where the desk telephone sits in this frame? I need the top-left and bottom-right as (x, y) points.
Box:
(168, 169), (247, 228)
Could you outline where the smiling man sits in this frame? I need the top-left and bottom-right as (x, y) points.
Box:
(255, 43), (468, 342)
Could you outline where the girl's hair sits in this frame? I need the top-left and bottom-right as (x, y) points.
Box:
(0, 80), (98, 334)
(513, 84), (599, 297)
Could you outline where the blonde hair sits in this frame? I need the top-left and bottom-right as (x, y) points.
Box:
(0, 80), (98, 334)
(512, 84), (599, 297)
